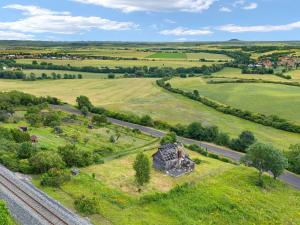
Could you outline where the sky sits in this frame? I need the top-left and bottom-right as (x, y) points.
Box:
(0, 0), (299, 42)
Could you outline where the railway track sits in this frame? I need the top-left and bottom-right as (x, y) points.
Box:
(0, 173), (70, 225)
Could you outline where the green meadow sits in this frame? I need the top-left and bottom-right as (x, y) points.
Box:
(146, 52), (187, 59)
(0, 78), (299, 150)
(33, 151), (300, 225)
(170, 77), (300, 125)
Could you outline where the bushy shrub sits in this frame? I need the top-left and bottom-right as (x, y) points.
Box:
(40, 168), (71, 187)
(160, 132), (177, 145)
(16, 142), (36, 159)
(58, 145), (93, 167)
(74, 196), (98, 215)
(193, 158), (202, 165)
(10, 129), (31, 143)
(30, 151), (65, 173)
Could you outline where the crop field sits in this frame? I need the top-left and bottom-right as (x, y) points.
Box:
(186, 52), (232, 61)
(33, 152), (300, 225)
(64, 49), (153, 58)
(0, 78), (299, 150)
(16, 58), (219, 68)
(146, 52), (187, 59)
(22, 69), (115, 79)
(170, 77), (300, 125)
(212, 67), (288, 81)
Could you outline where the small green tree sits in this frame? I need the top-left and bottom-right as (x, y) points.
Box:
(133, 153), (150, 188)
(92, 115), (107, 126)
(286, 144), (300, 174)
(17, 142), (36, 159)
(242, 143), (287, 185)
(76, 95), (93, 111)
(160, 132), (177, 145)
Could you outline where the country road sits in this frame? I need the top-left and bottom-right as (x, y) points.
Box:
(51, 104), (300, 190)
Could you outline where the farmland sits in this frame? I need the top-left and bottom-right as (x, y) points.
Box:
(16, 58), (221, 68)
(1, 41), (300, 225)
(146, 52), (187, 59)
(170, 76), (300, 125)
(0, 78), (300, 150)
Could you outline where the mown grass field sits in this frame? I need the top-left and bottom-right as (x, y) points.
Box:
(16, 58), (219, 68)
(146, 52), (187, 59)
(170, 77), (300, 125)
(0, 78), (299, 150)
(33, 151), (300, 225)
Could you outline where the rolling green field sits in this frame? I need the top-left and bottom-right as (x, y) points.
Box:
(0, 78), (299, 150)
(33, 150), (300, 225)
(146, 52), (187, 59)
(170, 77), (300, 125)
(16, 58), (219, 68)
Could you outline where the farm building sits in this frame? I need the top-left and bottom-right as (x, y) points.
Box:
(152, 143), (195, 177)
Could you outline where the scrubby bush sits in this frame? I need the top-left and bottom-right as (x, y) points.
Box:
(160, 132), (177, 145)
(58, 145), (93, 167)
(40, 168), (70, 187)
(30, 151), (65, 173)
(92, 114), (107, 126)
(286, 144), (300, 174)
(74, 196), (98, 215)
(16, 142), (36, 159)
(10, 129), (31, 143)
(43, 111), (61, 127)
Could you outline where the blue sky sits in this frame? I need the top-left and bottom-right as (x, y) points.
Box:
(0, 0), (299, 41)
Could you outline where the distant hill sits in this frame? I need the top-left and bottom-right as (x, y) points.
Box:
(228, 39), (242, 42)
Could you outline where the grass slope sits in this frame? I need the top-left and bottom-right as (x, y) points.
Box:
(170, 77), (300, 125)
(0, 78), (299, 150)
(33, 152), (300, 225)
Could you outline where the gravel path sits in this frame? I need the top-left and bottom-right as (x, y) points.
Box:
(51, 104), (300, 190)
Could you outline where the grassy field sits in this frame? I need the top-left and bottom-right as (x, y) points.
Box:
(22, 69), (117, 79)
(170, 77), (300, 125)
(286, 69), (300, 82)
(186, 52), (232, 61)
(16, 58), (219, 68)
(212, 67), (288, 81)
(146, 52), (187, 59)
(33, 150), (300, 225)
(1, 115), (156, 153)
(0, 78), (300, 150)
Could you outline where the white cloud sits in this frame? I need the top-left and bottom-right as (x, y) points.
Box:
(219, 7), (232, 12)
(72, 0), (216, 13)
(243, 2), (258, 10)
(0, 31), (34, 40)
(160, 27), (212, 36)
(219, 21), (300, 33)
(164, 19), (176, 24)
(0, 4), (137, 35)
(4, 4), (70, 16)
